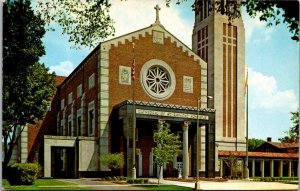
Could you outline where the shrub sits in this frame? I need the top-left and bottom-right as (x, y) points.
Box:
(143, 178), (149, 183)
(106, 176), (112, 181)
(100, 153), (124, 170)
(126, 178), (148, 184)
(7, 163), (39, 185)
(120, 176), (126, 181)
(127, 178), (134, 184)
(135, 178), (143, 184)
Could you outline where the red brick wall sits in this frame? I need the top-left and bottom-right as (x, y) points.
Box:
(109, 33), (202, 113)
(108, 34), (202, 176)
(27, 50), (100, 162)
(58, 50), (99, 137)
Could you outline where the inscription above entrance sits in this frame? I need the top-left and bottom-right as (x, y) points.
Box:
(136, 108), (209, 120)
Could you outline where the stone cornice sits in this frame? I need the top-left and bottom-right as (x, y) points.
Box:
(115, 100), (215, 113)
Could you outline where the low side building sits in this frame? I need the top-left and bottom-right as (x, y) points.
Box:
(219, 137), (299, 178)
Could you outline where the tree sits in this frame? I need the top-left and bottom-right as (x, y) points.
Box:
(278, 109), (299, 143)
(223, 154), (242, 178)
(35, 0), (298, 49)
(167, 0), (299, 41)
(153, 122), (181, 185)
(3, 0), (56, 171)
(248, 138), (265, 151)
(100, 153), (124, 171)
(36, 0), (115, 48)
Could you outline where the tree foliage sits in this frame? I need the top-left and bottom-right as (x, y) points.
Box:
(167, 0), (299, 41)
(35, 0), (298, 49)
(3, 0), (56, 169)
(100, 153), (124, 170)
(248, 138), (265, 151)
(278, 109), (299, 143)
(36, 0), (115, 48)
(153, 122), (181, 184)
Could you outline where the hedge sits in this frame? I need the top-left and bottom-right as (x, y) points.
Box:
(127, 178), (149, 184)
(7, 163), (39, 185)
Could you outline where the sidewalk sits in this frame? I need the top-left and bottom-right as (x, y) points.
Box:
(149, 178), (299, 190)
(59, 178), (146, 190)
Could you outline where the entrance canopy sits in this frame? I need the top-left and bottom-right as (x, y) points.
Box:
(116, 100), (215, 123)
(114, 100), (216, 178)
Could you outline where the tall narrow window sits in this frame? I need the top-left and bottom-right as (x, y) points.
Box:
(77, 109), (82, 136)
(68, 115), (72, 136)
(60, 120), (64, 136)
(88, 101), (95, 136)
(77, 84), (82, 98)
(77, 116), (82, 136)
(68, 92), (73, 105)
(89, 73), (95, 89)
(61, 99), (65, 110)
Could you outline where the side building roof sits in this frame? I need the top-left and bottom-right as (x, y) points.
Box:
(219, 150), (298, 159)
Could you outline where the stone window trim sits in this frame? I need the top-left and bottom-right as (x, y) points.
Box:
(68, 92), (73, 105)
(119, 65), (132, 85)
(88, 101), (95, 136)
(183, 76), (194, 93)
(77, 84), (82, 98)
(140, 59), (176, 100)
(89, 73), (95, 90)
(61, 99), (65, 110)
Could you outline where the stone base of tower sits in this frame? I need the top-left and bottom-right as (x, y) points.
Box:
(216, 137), (246, 152)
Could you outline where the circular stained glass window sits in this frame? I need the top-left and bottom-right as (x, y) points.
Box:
(140, 59), (176, 100)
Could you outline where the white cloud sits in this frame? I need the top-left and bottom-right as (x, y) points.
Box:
(49, 61), (74, 76)
(248, 68), (298, 110)
(109, 0), (193, 47)
(243, 12), (274, 43)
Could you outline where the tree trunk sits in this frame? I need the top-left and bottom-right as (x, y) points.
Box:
(157, 165), (161, 186)
(3, 124), (25, 177)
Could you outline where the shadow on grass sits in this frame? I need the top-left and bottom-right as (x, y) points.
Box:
(135, 184), (192, 190)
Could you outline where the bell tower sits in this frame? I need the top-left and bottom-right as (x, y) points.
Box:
(192, 0), (246, 152)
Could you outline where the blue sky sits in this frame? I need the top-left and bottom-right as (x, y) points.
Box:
(38, 0), (299, 141)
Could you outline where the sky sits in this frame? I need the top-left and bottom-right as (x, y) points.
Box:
(38, 0), (299, 141)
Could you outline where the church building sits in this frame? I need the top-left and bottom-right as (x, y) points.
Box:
(29, 1), (246, 178)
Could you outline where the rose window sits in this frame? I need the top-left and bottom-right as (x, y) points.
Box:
(145, 66), (170, 94)
(140, 59), (176, 100)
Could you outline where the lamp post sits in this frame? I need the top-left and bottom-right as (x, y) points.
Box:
(195, 95), (213, 190)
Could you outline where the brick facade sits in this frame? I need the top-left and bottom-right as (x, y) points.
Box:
(108, 33), (202, 112)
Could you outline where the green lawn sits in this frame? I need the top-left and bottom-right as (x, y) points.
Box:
(135, 185), (192, 190)
(2, 179), (87, 190)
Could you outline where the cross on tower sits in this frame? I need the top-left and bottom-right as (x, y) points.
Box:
(154, 4), (161, 24)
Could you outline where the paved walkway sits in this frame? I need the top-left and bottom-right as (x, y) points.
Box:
(59, 178), (145, 190)
(149, 178), (299, 190)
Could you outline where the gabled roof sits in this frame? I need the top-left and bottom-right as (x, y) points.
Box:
(219, 150), (298, 159)
(266, 142), (299, 149)
(101, 23), (205, 63)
